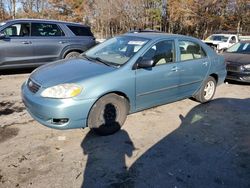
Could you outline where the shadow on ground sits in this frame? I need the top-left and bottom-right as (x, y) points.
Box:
(81, 98), (250, 188)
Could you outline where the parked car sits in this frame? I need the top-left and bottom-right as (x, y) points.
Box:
(22, 32), (226, 135)
(223, 40), (250, 83)
(0, 19), (96, 69)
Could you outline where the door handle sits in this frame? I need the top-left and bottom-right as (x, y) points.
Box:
(22, 41), (31, 44)
(171, 66), (179, 72)
(203, 61), (208, 66)
(59, 41), (67, 44)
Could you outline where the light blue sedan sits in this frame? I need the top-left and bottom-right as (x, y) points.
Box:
(22, 32), (226, 135)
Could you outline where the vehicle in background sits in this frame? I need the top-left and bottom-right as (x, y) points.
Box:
(22, 32), (226, 136)
(223, 40), (250, 83)
(0, 19), (96, 70)
(203, 34), (250, 53)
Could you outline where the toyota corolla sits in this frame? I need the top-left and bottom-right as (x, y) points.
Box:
(22, 32), (226, 135)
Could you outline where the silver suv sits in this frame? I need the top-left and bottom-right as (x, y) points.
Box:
(0, 19), (96, 69)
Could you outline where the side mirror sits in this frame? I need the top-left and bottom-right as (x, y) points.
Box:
(0, 32), (6, 39)
(137, 59), (154, 69)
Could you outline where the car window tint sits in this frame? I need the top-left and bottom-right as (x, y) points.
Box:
(179, 40), (206, 61)
(142, 40), (175, 66)
(67, 25), (93, 36)
(31, 23), (64, 37)
(3, 23), (30, 37)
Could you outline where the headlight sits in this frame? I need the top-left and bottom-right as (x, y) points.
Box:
(41, 84), (82, 98)
(243, 64), (250, 70)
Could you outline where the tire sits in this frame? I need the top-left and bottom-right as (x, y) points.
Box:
(194, 76), (216, 103)
(64, 51), (80, 59)
(87, 94), (129, 136)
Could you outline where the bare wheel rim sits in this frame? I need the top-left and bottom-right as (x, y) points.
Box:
(204, 81), (215, 100)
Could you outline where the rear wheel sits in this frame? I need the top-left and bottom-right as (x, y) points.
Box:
(65, 51), (80, 59)
(194, 76), (216, 103)
(87, 94), (129, 136)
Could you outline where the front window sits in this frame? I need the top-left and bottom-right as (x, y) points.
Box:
(226, 42), (250, 54)
(2, 23), (30, 37)
(206, 35), (229, 42)
(84, 36), (149, 66)
(141, 40), (175, 66)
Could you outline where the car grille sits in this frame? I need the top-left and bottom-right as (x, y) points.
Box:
(27, 79), (41, 93)
(226, 64), (240, 72)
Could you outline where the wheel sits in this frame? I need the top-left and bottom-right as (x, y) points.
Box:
(65, 51), (80, 59)
(194, 76), (216, 103)
(87, 94), (129, 136)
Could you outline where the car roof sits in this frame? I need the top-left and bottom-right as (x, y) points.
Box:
(5, 19), (89, 27)
(123, 32), (197, 40)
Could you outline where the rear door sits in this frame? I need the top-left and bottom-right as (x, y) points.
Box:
(177, 40), (210, 97)
(0, 22), (34, 67)
(30, 22), (67, 63)
(135, 40), (181, 110)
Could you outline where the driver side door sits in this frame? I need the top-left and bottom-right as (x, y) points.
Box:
(135, 40), (181, 110)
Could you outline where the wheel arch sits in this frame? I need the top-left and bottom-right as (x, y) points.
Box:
(209, 73), (218, 84)
(63, 49), (83, 58)
(86, 91), (131, 127)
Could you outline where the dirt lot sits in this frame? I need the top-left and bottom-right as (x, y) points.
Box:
(0, 70), (250, 188)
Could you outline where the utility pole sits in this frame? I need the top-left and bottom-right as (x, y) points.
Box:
(161, 0), (167, 32)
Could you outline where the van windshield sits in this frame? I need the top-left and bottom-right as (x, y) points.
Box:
(206, 35), (229, 42)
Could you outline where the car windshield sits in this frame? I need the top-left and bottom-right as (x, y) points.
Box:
(206, 35), (229, 42)
(226, 42), (250, 54)
(83, 36), (149, 67)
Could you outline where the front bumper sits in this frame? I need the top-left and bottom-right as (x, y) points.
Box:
(226, 71), (250, 83)
(21, 83), (96, 130)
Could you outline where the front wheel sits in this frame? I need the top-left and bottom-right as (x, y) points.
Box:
(87, 94), (129, 136)
(194, 76), (216, 103)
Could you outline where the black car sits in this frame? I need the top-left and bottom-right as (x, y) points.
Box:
(0, 19), (96, 69)
(223, 40), (250, 83)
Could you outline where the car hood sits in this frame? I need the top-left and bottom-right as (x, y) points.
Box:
(223, 52), (250, 65)
(30, 58), (115, 87)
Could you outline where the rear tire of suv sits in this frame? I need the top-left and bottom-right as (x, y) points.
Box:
(65, 51), (80, 59)
(87, 94), (129, 136)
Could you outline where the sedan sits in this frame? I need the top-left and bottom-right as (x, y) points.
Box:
(22, 32), (226, 135)
(223, 40), (250, 83)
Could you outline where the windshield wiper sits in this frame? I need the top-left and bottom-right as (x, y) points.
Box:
(81, 54), (119, 68)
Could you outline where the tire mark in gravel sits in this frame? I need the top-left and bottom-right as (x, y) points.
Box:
(0, 127), (19, 143)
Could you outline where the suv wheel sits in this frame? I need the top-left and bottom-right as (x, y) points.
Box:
(65, 51), (80, 59)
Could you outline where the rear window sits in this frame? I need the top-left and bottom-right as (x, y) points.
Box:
(67, 25), (93, 37)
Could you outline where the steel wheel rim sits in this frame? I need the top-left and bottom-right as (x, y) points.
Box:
(204, 81), (215, 100)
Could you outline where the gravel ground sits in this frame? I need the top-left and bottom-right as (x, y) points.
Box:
(0, 70), (250, 188)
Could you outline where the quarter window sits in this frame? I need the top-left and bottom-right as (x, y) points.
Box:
(179, 41), (206, 61)
(31, 23), (64, 37)
(67, 25), (93, 36)
(142, 40), (175, 66)
(3, 23), (30, 37)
